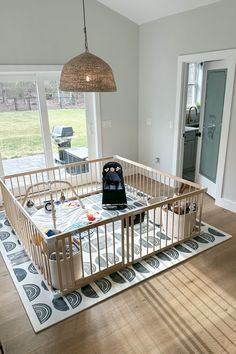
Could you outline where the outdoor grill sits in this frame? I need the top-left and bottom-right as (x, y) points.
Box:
(51, 126), (74, 163)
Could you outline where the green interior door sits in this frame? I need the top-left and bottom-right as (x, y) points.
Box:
(199, 69), (227, 182)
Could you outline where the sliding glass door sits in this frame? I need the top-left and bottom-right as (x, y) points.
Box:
(0, 77), (46, 174)
(44, 79), (88, 165)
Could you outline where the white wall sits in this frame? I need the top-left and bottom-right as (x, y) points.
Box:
(0, 0), (139, 160)
(139, 0), (236, 203)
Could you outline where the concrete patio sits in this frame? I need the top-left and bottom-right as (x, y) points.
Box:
(2, 154), (46, 176)
(1, 147), (88, 176)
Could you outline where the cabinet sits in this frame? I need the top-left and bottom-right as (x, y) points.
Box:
(183, 130), (198, 172)
(64, 147), (89, 174)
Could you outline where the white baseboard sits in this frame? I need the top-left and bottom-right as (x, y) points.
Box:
(216, 197), (236, 213)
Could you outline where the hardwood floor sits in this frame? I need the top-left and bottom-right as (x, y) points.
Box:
(0, 194), (236, 354)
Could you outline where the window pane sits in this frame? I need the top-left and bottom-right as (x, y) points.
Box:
(187, 85), (195, 107)
(196, 64), (203, 106)
(188, 63), (197, 84)
(187, 63), (203, 108)
(44, 80), (88, 167)
(0, 80), (45, 174)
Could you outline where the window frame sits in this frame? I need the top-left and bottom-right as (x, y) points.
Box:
(0, 65), (102, 171)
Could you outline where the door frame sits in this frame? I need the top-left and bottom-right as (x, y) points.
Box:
(172, 49), (236, 206)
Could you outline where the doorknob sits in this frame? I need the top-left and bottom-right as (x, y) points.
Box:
(195, 131), (201, 137)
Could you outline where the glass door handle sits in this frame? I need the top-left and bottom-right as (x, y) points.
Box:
(195, 131), (201, 137)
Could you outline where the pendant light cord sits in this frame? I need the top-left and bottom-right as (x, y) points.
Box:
(82, 0), (89, 52)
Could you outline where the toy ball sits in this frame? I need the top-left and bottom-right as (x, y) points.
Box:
(87, 213), (96, 221)
(45, 229), (61, 237)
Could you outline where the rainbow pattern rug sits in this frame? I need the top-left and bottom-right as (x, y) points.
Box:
(0, 197), (232, 333)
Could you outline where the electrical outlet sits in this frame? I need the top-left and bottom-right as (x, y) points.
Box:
(146, 118), (152, 126)
(102, 120), (112, 128)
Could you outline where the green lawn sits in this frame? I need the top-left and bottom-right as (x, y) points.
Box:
(0, 109), (87, 159)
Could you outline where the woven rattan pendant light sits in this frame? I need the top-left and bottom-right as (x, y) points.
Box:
(60, 0), (117, 92)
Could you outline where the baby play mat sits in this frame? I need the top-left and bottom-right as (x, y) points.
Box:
(0, 193), (232, 333)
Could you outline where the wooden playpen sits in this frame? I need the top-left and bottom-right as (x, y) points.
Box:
(0, 155), (206, 296)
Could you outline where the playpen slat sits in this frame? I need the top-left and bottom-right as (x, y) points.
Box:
(126, 217), (129, 264)
(146, 211), (149, 257)
(16, 177), (21, 199)
(69, 237), (76, 287)
(177, 200), (181, 241)
(26, 220), (37, 267)
(87, 225), (93, 275)
(42, 243), (51, 287)
(39, 237), (46, 277)
(89, 162), (93, 192)
(112, 222), (116, 265)
(35, 173), (41, 205)
(159, 205), (163, 250)
(138, 216), (142, 258)
(79, 231), (85, 279)
(131, 217), (134, 262)
(96, 227), (101, 272)
(171, 203), (175, 243)
(9, 178), (14, 195)
(85, 169), (88, 195)
(55, 240), (63, 291)
(104, 224), (109, 269)
(121, 219), (125, 265)
(153, 208), (156, 252)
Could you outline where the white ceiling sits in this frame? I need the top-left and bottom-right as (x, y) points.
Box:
(97, 0), (222, 25)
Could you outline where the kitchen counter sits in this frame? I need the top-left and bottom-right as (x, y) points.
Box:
(183, 126), (199, 175)
(185, 126), (199, 132)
